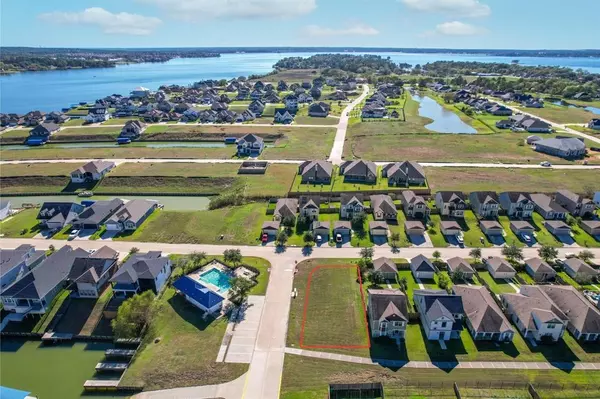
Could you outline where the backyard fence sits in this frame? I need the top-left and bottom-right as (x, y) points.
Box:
(329, 383), (384, 399)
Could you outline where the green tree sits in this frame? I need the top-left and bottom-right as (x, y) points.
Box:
(303, 231), (315, 244)
(538, 245), (558, 262)
(390, 232), (400, 248)
(438, 273), (451, 291)
(502, 243), (524, 262)
(432, 250), (442, 262)
(223, 249), (242, 266)
(443, 92), (454, 103)
(450, 270), (466, 283)
(111, 291), (156, 338)
(398, 276), (408, 292)
(282, 216), (296, 230)
(129, 247), (139, 255)
(189, 251), (207, 266)
(368, 271), (384, 286)
(229, 277), (254, 305)
(469, 248), (482, 263)
(351, 213), (367, 230)
(578, 250), (595, 263)
(276, 231), (289, 246)
(360, 247), (374, 261)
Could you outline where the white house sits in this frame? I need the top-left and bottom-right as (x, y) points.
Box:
(110, 251), (171, 298)
(413, 290), (464, 341)
(85, 106), (110, 123)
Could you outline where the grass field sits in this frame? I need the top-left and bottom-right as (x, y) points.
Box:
(0, 209), (42, 238)
(477, 271), (516, 294)
(261, 127), (336, 160)
(344, 129), (598, 164)
(568, 124), (600, 136)
(424, 167), (600, 194)
(460, 211), (493, 248)
(515, 103), (596, 124)
(113, 204), (270, 245)
(119, 287), (247, 391)
(300, 265), (369, 349)
(55, 126), (121, 136)
(0, 163), (77, 176)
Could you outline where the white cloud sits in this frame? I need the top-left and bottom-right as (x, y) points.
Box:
(401, 0), (491, 17)
(38, 7), (162, 35)
(423, 21), (487, 36)
(138, 0), (316, 20)
(304, 24), (379, 37)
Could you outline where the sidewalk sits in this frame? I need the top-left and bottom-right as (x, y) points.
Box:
(284, 347), (600, 371)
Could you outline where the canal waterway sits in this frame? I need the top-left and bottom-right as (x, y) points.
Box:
(411, 94), (477, 134)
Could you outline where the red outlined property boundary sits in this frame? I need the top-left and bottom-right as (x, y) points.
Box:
(299, 264), (371, 349)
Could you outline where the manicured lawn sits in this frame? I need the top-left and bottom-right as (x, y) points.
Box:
(350, 214), (375, 248)
(426, 214), (449, 247)
(114, 204), (271, 245)
(55, 126), (121, 136)
(300, 265), (369, 349)
(293, 115), (339, 125)
(101, 117), (140, 125)
(570, 223), (600, 248)
(567, 124), (600, 136)
(477, 271), (516, 294)
(460, 211), (492, 248)
(396, 269), (418, 302)
(119, 287), (247, 391)
(517, 271), (535, 285)
(0, 129), (29, 139)
(531, 213), (563, 247)
(262, 127), (336, 160)
(557, 272), (599, 292)
(498, 216), (526, 248)
(424, 167), (600, 194)
(62, 118), (86, 126)
(515, 103), (595, 124)
(286, 213), (341, 246)
(0, 162), (76, 176)
(0, 209), (42, 238)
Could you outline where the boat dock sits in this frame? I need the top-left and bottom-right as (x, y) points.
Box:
(105, 349), (135, 358)
(41, 332), (73, 342)
(83, 379), (120, 390)
(95, 362), (128, 372)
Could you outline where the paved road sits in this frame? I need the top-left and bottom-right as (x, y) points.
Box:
(490, 99), (600, 145)
(328, 84), (370, 165)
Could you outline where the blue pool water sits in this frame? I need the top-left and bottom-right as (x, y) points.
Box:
(200, 268), (232, 292)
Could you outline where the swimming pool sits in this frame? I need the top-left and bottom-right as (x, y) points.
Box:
(199, 268), (232, 292)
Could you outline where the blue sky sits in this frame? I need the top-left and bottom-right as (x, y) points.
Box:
(1, 0), (598, 49)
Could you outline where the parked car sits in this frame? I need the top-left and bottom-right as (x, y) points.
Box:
(565, 252), (576, 259)
(456, 235), (464, 245)
(261, 233), (268, 243)
(336, 233), (343, 243)
(540, 161), (552, 167)
(68, 229), (80, 240)
(522, 234), (532, 242)
(316, 235), (322, 243)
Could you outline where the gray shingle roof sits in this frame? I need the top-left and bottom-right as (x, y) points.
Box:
(454, 285), (514, 334)
(373, 257), (397, 274)
(368, 289), (408, 322)
(110, 251), (168, 284)
(410, 255), (435, 272)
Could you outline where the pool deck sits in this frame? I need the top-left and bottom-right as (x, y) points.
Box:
(187, 261), (233, 294)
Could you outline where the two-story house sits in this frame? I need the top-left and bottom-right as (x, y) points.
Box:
(434, 191), (466, 218)
(28, 122), (60, 145)
(0, 245), (46, 293)
(370, 195), (397, 221)
(119, 120), (146, 141)
(284, 94), (299, 111)
(414, 289), (464, 341)
(453, 285), (515, 342)
(37, 202), (85, 230)
(339, 160), (377, 184)
(530, 194), (568, 220)
(400, 191), (430, 219)
(298, 160), (333, 185)
(499, 192), (535, 219)
(502, 286), (568, 343)
(554, 190), (595, 218)
(248, 100), (266, 116)
(299, 196), (320, 221)
(382, 161), (427, 187)
(85, 106), (110, 123)
(70, 160), (116, 183)
(67, 246), (119, 298)
(1, 246), (89, 314)
(368, 289), (408, 339)
(274, 198), (298, 222)
(237, 134), (264, 157)
(109, 251), (172, 298)
(340, 194), (366, 220)
(469, 192), (500, 219)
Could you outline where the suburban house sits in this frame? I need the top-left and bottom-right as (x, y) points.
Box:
(410, 255), (436, 279)
(0, 245), (46, 293)
(298, 160), (333, 184)
(510, 220), (535, 237)
(524, 258), (557, 282)
(311, 221), (330, 241)
(71, 199), (124, 230)
(340, 194), (366, 219)
(339, 160), (377, 183)
(381, 161), (427, 187)
(371, 195), (397, 221)
(372, 257), (398, 280)
(70, 160), (116, 183)
(413, 290), (464, 341)
(485, 256), (516, 279)
(274, 198), (298, 221)
(488, 105), (512, 116)
(119, 120), (145, 140)
(308, 102), (331, 117)
(369, 221), (389, 237)
(588, 119), (600, 130)
(533, 137), (586, 159)
(446, 257), (474, 280)
(0, 200), (10, 221)
(67, 246), (119, 298)
(361, 103), (386, 118)
(453, 285), (515, 342)
(110, 251), (172, 297)
(85, 106), (110, 123)
(37, 202), (85, 230)
(299, 196), (320, 221)
(499, 192), (535, 218)
(333, 221), (352, 240)
(502, 286), (568, 342)
(368, 289), (408, 339)
(544, 220), (572, 237)
(274, 108), (294, 124)
(530, 193), (568, 220)
(405, 221), (426, 237)
(580, 220), (600, 236)
(400, 191), (429, 219)
(105, 199), (159, 232)
(172, 274), (225, 314)
(536, 285), (600, 341)
(435, 191), (466, 218)
(284, 94), (299, 111)
(248, 100), (265, 116)
(1, 246), (89, 314)
(469, 192), (500, 218)
(479, 220), (504, 237)
(440, 221), (462, 237)
(562, 258), (599, 280)
(28, 122), (60, 145)
(261, 221), (280, 238)
(237, 134), (264, 157)
(554, 190), (595, 218)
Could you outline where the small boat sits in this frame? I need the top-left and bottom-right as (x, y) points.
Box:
(78, 191), (94, 198)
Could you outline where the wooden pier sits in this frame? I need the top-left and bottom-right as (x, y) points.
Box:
(105, 349), (135, 358)
(95, 362), (128, 372)
(41, 332), (73, 342)
(83, 379), (120, 390)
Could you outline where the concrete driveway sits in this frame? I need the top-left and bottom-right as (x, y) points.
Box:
(224, 296), (265, 364)
(409, 233), (433, 248)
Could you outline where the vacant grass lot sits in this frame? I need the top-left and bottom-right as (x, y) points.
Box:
(262, 127), (336, 160)
(0, 209), (41, 238)
(515, 103), (595, 124)
(567, 124), (600, 136)
(424, 167), (600, 194)
(120, 287), (247, 391)
(114, 204), (270, 245)
(300, 266), (369, 349)
(344, 130), (598, 164)
(281, 355), (600, 399)
(55, 126), (121, 136)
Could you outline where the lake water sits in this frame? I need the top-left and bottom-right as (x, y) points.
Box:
(1, 195), (211, 211)
(2, 52), (600, 113)
(411, 94), (477, 134)
(551, 101), (600, 115)
(0, 339), (123, 399)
